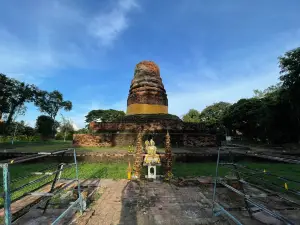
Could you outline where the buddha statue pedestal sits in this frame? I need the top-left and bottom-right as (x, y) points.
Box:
(143, 139), (161, 179)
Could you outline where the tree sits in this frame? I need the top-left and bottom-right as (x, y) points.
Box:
(36, 115), (59, 139)
(36, 90), (72, 135)
(182, 109), (201, 123)
(221, 93), (296, 143)
(59, 114), (74, 142)
(253, 83), (282, 99)
(222, 98), (265, 139)
(279, 47), (300, 141)
(1, 76), (38, 125)
(85, 109), (125, 123)
(1, 74), (74, 137)
(36, 90), (72, 120)
(74, 128), (89, 134)
(279, 47), (300, 91)
(199, 102), (231, 126)
(10, 105), (27, 144)
(0, 74), (12, 120)
(5, 120), (36, 137)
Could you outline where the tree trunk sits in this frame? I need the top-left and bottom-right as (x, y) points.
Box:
(12, 122), (19, 145)
(51, 116), (56, 138)
(6, 104), (17, 125)
(64, 131), (66, 142)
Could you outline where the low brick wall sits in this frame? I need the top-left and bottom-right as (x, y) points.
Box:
(73, 134), (112, 147)
(112, 133), (136, 146)
(73, 133), (138, 147)
(90, 121), (210, 132)
(73, 132), (216, 148)
(183, 134), (216, 147)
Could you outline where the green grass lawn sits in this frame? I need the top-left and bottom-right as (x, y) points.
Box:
(0, 140), (73, 152)
(0, 162), (299, 207)
(0, 140), (166, 153)
(0, 140), (124, 152)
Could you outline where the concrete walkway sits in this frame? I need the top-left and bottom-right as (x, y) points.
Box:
(75, 179), (230, 225)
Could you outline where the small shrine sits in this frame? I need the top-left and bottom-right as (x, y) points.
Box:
(143, 138), (161, 179)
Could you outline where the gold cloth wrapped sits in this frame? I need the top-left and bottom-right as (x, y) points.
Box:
(127, 104), (168, 115)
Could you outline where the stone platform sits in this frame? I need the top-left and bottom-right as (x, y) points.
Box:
(4, 178), (300, 224)
(73, 179), (300, 225)
(74, 179), (229, 225)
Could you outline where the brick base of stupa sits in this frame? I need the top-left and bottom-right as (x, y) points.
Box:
(73, 116), (216, 148)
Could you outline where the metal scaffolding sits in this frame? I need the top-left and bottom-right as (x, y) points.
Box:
(212, 147), (299, 225)
(0, 148), (84, 225)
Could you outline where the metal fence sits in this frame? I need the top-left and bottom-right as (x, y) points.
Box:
(0, 148), (83, 225)
(212, 147), (300, 225)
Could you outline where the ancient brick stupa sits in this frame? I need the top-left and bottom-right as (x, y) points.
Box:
(127, 61), (168, 115)
(73, 61), (216, 148)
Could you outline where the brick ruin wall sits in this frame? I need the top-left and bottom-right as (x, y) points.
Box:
(73, 133), (216, 148)
(73, 122), (216, 148)
(73, 134), (112, 147)
(183, 134), (216, 147)
(89, 121), (208, 132)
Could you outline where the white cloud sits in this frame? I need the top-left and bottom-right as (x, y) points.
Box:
(0, 29), (53, 82)
(72, 122), (79, 131)
(89, 0), (138, 46)
(0, 0), (139, 82)
(166, 29), (300, 118)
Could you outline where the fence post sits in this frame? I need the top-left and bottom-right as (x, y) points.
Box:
(73, 149), (83, 213)
(3, 163), (12, 225)
(212, 147), (220, 216)
(43, 163), (65, 214)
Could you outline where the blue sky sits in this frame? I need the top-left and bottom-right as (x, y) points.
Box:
(1, 0), (300, 128)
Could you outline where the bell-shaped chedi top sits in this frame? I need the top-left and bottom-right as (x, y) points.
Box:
(127, 61), (168, 115)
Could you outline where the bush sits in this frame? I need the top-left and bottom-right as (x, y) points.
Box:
(55, 132), (64, 140)
(66, 133), (73, 140)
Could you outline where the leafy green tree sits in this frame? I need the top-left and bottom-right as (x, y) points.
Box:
(182, 109), (201, 123)
(23, 125), (36, 136)
(199, 102), (231, 126)
(9, 105), (27, 144)
(36, 90), (72, 135)
(75, 128), (89, 134)
(36, 90), (72, 120)
(279, 47), (300, 141)
(36, 115), (59, 138)
(5, 120), (36, 136)
(0, 74), (12, 120)
(85, 109), (125, 123)
(59, 114), (74, 142)
(253, 83), (282, 99)
(221, 47), (300, 144)
(222, 98), (264, 139)
(1, 76), (38, 125)
(279, 47), (300, 90)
